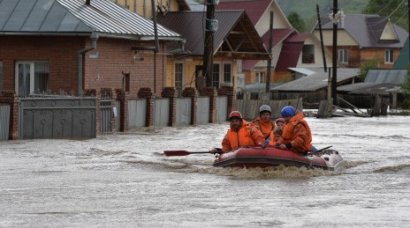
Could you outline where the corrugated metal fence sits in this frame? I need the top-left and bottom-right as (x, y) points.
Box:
(19, 97), (97, 139)
(0, 104), (10, 140)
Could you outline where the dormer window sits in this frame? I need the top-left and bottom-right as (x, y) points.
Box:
(380, 20), (399, 41)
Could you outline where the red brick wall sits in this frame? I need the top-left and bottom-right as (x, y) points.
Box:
(0, 36), (167, 97)
(0, 36), (84, 94)
(84, 38), (167, 96)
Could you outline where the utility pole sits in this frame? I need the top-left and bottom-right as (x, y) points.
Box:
(203, 0), (218, 88)
(332, 0), (338, 105)
(265, 11), (273, 93)
(316, 4), (327, 72)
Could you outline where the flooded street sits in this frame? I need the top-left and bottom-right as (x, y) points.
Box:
(1, 116), (410, 227)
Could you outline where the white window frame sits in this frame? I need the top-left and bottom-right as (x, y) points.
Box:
(223, 63), (232, 83)
(255, 71), (266, 83)
(174, 62), (184, 91)
(338, 49), (348, 64)
(15, 61), (35, 96)
(385, 49), (394, 64)
(15, 61), (48, 96)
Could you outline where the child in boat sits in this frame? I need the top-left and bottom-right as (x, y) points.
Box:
(267, 118), (285, 146)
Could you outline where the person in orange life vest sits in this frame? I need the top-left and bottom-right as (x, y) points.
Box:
(218, 111), (265, 153)
(276, 106), (312, 153)
(252, 105), (275, 144)
(268, 118), (285, 145)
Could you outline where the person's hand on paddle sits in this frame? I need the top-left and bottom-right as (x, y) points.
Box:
(209, 148), (222, 154)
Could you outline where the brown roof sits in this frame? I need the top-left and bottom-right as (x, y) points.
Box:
(157, 11), (269, 60)
(242, 28), (294, 70)
(217, 0), (272, 25)
(275, 33), (309, 71)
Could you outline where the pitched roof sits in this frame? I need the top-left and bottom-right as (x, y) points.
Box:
(0, 0), (180, 40)
(242, 28), (294, 70)
(157, 11), (269, 59)
(338, 69), (408, 94)
(272, 68), (359, 92)
(217, 0), (271, 25)
(275, 33), (310, 71)
(318, 14), (408, 48)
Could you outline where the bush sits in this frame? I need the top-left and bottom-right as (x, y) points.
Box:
(359, 59), (378, 81)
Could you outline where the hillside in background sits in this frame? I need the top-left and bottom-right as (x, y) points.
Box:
(277, 0), (370, 31)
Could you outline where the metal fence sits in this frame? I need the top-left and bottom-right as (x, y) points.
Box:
(176, 97), (191, 126)
(128, 99), (146, 128)
(100, 92), (112, 133)
(0, 104), (10, 140)
(216, 96), (228, 123)
(196, 96), (210, 124)
(154, 98), (169, 127)
(19, 96), (97, 139)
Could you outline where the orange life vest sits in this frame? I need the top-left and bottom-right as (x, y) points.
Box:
(281, 112), (312, 152)
(222, 121), (264, 152)
(252, 117), (274, 139)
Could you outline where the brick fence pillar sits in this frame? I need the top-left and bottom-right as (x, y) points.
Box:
(116, 89), (127, 132)
(0, 91), (20, 139)
(218, 86), (235, 120)
(199, 87), (217, 123)
(138, 88), (154, 127)
(182, 87), (198, 125)
(161, 87), (176, 127)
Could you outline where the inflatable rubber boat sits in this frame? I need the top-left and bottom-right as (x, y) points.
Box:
(213, 147), (344, 170)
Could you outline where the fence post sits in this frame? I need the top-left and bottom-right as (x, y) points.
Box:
(182, 87), (198, 125)
(161, 87), (176, 127)
(116, 89), (127, 132)
(138, 88), (154, 127)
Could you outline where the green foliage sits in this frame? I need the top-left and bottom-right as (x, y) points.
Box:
(277, 0), (370, 31)
(364, 0), (408, 31)
(359, 59), (379, 81)
(287, 11), (306, 32)
(402, 65), (410, 108)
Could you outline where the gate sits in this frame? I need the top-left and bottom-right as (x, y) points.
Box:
(0, 104), (10, 140)
(196, 96), (209, 124)
(19, 96), (96, 139)
(176, 97), (191, 126)
(128, 99), (146, 128)
(100, 91), (112, 133)
(154, 98), (169, 127)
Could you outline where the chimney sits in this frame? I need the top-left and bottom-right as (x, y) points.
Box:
(86, 0), (91, 5)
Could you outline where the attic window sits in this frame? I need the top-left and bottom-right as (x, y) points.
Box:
(380, 20), (399, 41)
(302, 45), (315, 64)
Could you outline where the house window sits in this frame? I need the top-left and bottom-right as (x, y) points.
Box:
(15, 61), (49, 96)
(385, 49), (394, 64)
(212, 64), (220, 88)
(302, 45), (314, 63)
(175, 63), (183, 95)
(255, 71), (266, 83)
(223, 63), (232, 83)
(338, 49), (348, 64)
(0, 61), (3, 90)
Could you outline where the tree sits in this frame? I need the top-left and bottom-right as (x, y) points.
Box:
(359, 59), (379, 81)
(364, 0), (408, 31)
(287, 11), (306, 32)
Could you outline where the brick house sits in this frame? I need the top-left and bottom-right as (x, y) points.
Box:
(0, 0), (181, 139)
(313, 13), (408, 68)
